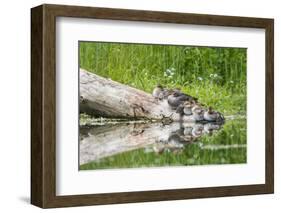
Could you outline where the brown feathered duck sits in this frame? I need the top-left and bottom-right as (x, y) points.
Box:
(168, 91), (195, 110)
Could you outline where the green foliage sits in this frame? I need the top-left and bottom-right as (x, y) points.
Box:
(80, 119), (246, 170)
(80, 42), (246, 115)
(79, 42), (247, 169)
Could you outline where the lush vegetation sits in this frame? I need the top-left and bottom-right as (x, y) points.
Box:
(80, 42), (247, 115)
(79, 42), (247, 169)
(80, 119), (246, 170)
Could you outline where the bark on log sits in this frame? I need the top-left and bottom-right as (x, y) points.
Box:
(80, 68), (196, 122)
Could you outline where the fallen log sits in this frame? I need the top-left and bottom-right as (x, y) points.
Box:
(80, 68), (199, 122)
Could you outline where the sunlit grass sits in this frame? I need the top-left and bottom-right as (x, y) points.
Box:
(80, 42), (246, 116)
(79, 42), (247, 170)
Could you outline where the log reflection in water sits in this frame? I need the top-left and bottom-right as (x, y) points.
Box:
(79, 122), (223, 165)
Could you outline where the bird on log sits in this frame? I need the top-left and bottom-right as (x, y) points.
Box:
(79, 68), (224, 123)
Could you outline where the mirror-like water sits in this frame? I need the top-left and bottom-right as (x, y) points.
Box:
(79, 118), (246, 170)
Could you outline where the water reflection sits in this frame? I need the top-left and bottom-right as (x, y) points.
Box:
(79, 121), (223, 165)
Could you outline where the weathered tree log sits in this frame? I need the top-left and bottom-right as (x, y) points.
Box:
(80, 68), (197, 122)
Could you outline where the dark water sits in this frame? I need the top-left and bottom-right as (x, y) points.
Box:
(79, 118), (246, 170)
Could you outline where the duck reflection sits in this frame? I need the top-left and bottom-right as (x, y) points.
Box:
(79, 121), (223, 165)
(143, 122), (222, 155)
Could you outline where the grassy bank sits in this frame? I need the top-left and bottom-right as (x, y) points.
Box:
(80, 42), (247, 115)
(79, 42), (247, 169)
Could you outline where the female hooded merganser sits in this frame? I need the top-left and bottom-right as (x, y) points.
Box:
(203, 107), (224, 122)
(175, 88), (198, 102)
(152, 84), (164, 100)
(168, 91), (190, 109)
(192, 104), (204, 121)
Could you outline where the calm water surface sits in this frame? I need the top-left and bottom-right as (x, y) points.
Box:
(79, 118), (246, 170)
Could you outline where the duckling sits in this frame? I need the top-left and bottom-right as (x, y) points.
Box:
(167, 91), (189, 109)
(175, 100), (193, 116)
(152, 84), (164, 100)
(157, 88), (173, 100)
(183, 101), (196, 115)
(192, 104), (204, 121)
(203, 107), (224, 122)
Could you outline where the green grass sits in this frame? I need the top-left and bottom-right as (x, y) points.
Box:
(80, 119), (246, 170)
(80, 42), (246, 116)
(79, 42), (247, 169)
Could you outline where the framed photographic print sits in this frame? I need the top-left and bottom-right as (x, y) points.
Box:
(31, 4), (274, 208)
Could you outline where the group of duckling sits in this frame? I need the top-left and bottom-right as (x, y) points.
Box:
(152, 84), (224, 122)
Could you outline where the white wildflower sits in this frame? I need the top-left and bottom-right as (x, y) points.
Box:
(165, 68), (175, 77)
